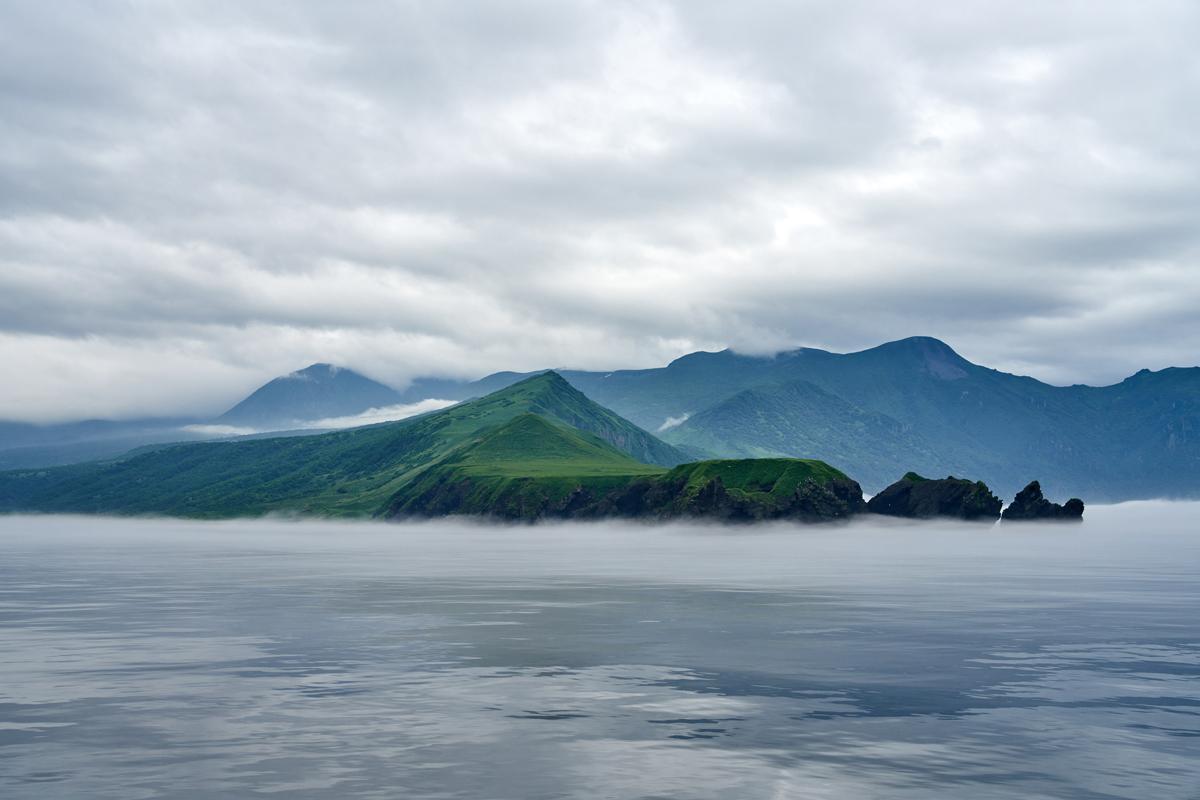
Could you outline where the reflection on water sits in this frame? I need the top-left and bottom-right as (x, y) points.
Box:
(1, 504), (1198, 798)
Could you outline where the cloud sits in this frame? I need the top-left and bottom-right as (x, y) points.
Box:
(1, 1), (1198, 421)
(300, 399), (458, 430)
(657, 413), (690, 432)
(178, 398), (458, 437)
(180, 424), (260, 438)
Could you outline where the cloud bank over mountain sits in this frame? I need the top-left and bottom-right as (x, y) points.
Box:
(2, 1), (1197, 421)
(180, 398), (455, 438)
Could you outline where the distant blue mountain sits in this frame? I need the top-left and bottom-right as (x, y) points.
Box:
(0, 363), (409, 468)
(0, 418), (212, 470)
(217, 364), (404, 429)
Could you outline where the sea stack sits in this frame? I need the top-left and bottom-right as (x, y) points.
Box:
(1001, 481), (1084, 522)
(866, 472), (1002, 521)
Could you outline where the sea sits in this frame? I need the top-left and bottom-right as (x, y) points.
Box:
(1, 504), (1197, 799)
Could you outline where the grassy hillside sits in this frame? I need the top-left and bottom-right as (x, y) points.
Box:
(586, 457), (866, 523)
(386, 444), (864, 523)
(384, 414), (666, 520)
(0, 412), (448, 517)
(665, 457), (851, 497)
(439, 414), (665, 478)
(0, 372), (685, 518)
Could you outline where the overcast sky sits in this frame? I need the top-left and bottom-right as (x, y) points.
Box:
(2, 1), (1198, 422)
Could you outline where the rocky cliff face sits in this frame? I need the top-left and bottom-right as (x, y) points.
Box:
(866, 472), (1002, 521)
(1001, 481), (1084, 522)
(587, 474), (866, 523)
(388, 462), (868, 524)
(392, 470), (1092, 526)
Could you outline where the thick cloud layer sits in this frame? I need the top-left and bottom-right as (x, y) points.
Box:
(2, 1), (1197, 421)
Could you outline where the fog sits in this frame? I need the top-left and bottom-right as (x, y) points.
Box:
(179, 397), (458, 438)
(3, 500), (1195, 588)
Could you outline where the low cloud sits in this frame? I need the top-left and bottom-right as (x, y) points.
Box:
(657, 413), (691, 432)
(180, 424), (260, 437)
(181, 398), (459, 438)
(301, 399), (459, 431)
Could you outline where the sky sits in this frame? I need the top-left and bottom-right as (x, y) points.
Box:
(1, 1), (1198, 422)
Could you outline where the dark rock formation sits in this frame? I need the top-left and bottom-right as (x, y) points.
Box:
(1001, 481), (1084, 522)
(582, 474), (865, 523)
(866, 472), (1002, 521)
(789, 477), (868, 522)
(387, 457), (867, 524)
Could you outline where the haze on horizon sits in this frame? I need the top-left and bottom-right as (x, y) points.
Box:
(2, 1), (1198, 423)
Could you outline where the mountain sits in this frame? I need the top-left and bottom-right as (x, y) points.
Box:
(218, 363), (404, 429)
(394, 351), (786, 430)
(663, 339), (1200, 501)
(662, 379), (949, 491)
(0, 363), (417, 469)
(0, 372), (688, 518)
(492, 370), (687, 467)
(394, 337), (1200, 501)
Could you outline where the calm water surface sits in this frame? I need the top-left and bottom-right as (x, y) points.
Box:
(1, 504), (1198, 799)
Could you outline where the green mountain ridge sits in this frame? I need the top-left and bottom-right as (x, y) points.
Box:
(384, 413), (668, 520)
(0, 373), (689, 519)
(0, 372), (868, 523)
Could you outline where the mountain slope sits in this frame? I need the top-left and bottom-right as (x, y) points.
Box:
(0, 372), (686, 518)
(495, 371), (688, 467)
(394, 337), (1200, 500)
(384, 413), (666, 519)
(718, 339), (1199, 499)
(431, 413), (665, 477)
(663, 379), (952, 490)
(219, 363), (404, 429)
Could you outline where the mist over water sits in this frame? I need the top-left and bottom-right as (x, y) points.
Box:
(1, 505), (1198, 798)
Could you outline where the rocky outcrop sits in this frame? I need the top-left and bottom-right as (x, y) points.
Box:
(1001, 481), (1084, 522)
(789, 477), (867, 522)
(388, 458), (868, 524)
(580, 473), (865, 523)
(866, 472), (1002, 521)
